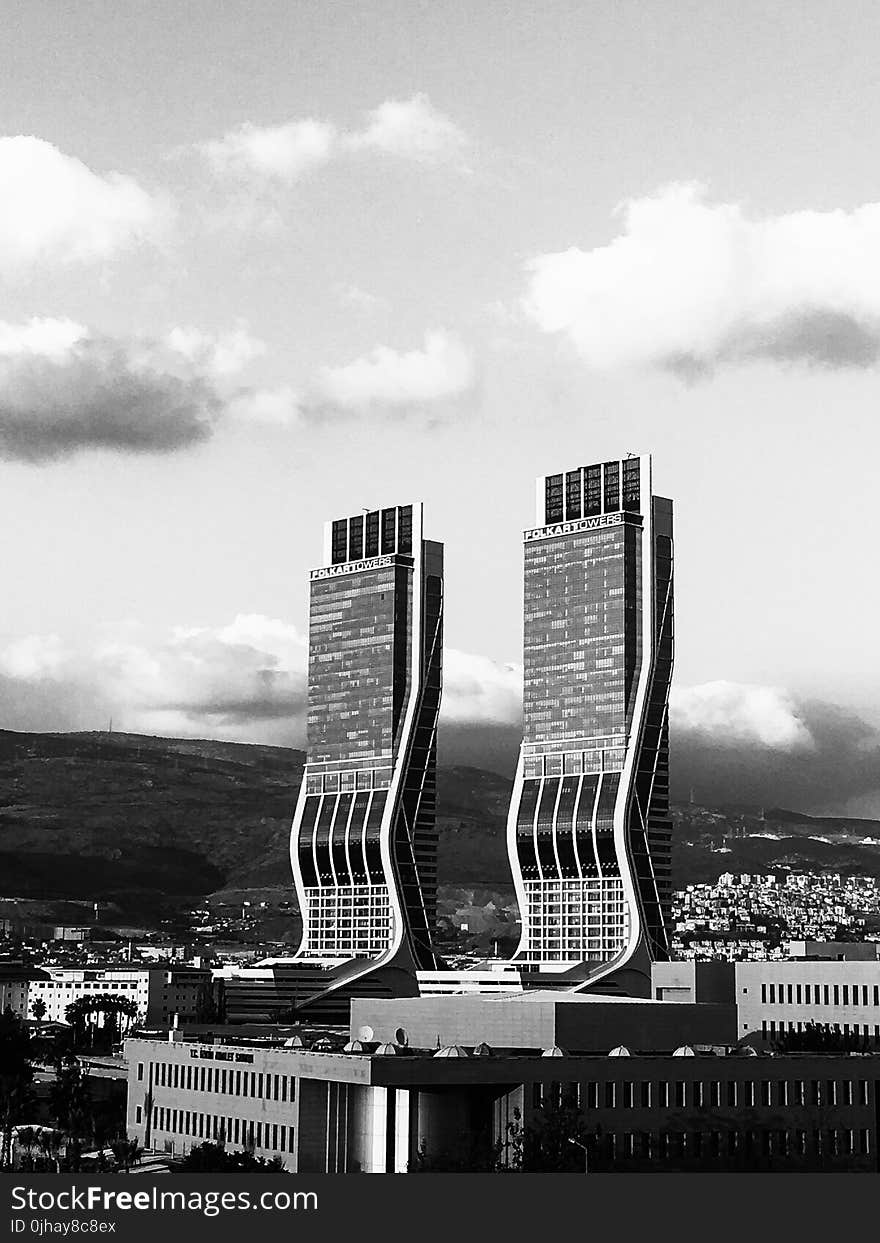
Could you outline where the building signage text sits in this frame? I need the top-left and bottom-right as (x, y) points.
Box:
(524, 512), (626, 541)
(310, 555), (396, 580)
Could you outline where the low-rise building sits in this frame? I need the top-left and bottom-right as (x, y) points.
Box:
(0, 963), (49, 1018)
(124, 1031), (880, 1173)
(29, 965), (212, 1027)
(653, 958), (880, 1045)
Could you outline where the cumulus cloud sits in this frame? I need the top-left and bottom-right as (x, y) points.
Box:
(312, 329), (475, 414)
(524, 182), (880, 375)
(0, 317), (235, 462)
(0, 136), (170, 276)
(0, 314), (476, 455)
(346, 94), (469, 167)
(226, 384), (304, 426)
(198, 119), (337, 183)
(670, 681), (814, 751)
(0, 615), (309, 744)
(164, 322), (266, 378)
(197, 95), (469, 184)
(443, 650), (522, 724)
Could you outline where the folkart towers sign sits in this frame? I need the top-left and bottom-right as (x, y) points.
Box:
(523, 512), (626, 541)
(309, 555), (396, 580)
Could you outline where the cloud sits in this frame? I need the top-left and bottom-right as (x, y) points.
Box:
(672, 696), (880, 814)
(346, 94), (469, 167)
(0, 629), (521, 747)
(0, 315), (476, 455)
(0, 615), (309, 745)
(226, 384), (303, 426)
(5, 621), (878, 818)
(197, 119), (337, 183)
(0, 317), (227, 462)
(334, 283), (390, 314)
(443, 650), (522, 724)
(0, 136), (170, 276)
(312, 329), (475, 414)
(0, 633), (68, 681)
(196, 95), (469, 185)
(524, 182), (880, 375)
(164, 322), (266, 378)
(670, 681), (814, 751)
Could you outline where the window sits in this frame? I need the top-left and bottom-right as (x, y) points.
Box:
(137, 1063), (144, 1082)
(135, 1106), (142, 1124)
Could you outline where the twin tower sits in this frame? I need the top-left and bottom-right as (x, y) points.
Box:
(289, 453), (674, 1007)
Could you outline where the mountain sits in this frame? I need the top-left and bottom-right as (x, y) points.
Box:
(1, 730), (880, 921)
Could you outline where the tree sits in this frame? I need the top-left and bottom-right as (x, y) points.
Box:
(0, 1008), (36, 1170)
(520, 1091), (593, 1172)
(109, 1138), (142, 1173)
(14, 1126), (39, 1171)
(410, 1127), (503, 1173)
(64, 995), (139, 1052)
(174, 1142), (286, 1173)
(38, 1129), (63, 1173)
(49, 1055), (93, 1171)
(775, 1022), (869, 1054)
(30, 998), (47, 1023)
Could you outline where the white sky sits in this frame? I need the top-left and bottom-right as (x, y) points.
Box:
(2, 0), (880, 751)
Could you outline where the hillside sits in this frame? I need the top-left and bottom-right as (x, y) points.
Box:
(1, 731), (880, 922)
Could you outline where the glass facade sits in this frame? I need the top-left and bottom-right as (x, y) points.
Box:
(290, 503), (442, 972)
(509, 455), (674, 980)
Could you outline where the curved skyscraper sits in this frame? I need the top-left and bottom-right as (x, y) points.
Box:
(287, 501), (443, 1014)
(506, 454), (674, 997)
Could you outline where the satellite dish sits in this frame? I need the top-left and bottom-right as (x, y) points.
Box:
(358, 1025), (374, 1042)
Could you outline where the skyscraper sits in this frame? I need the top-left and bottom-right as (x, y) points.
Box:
(288, 501), (443, 1007)
(506, 454), (673, 996)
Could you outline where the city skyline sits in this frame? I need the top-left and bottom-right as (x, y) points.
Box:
(2, 3), (880, 823)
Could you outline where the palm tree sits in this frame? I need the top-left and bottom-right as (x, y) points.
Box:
(0, 1008), (36, 1170)
(14, 1126), (39, 1171)
(38, 1129), (63, 1173)
(49, 1055), (92, 1171)
(64, 995), (139, 1052)
(110, 1138), (142, 1173)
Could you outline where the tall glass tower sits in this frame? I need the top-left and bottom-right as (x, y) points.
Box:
(289, 501), (443, 998)
(506, 454), (674, 996)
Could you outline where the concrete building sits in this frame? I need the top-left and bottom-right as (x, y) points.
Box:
(125, 1030), (880, 1173)
(0, 963), (49, 1018)
(653, 959), (880, 1045)
(28, 965), (212, 1027)
(350, 991), (737, 1052)
(506, 454), (674, 996)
